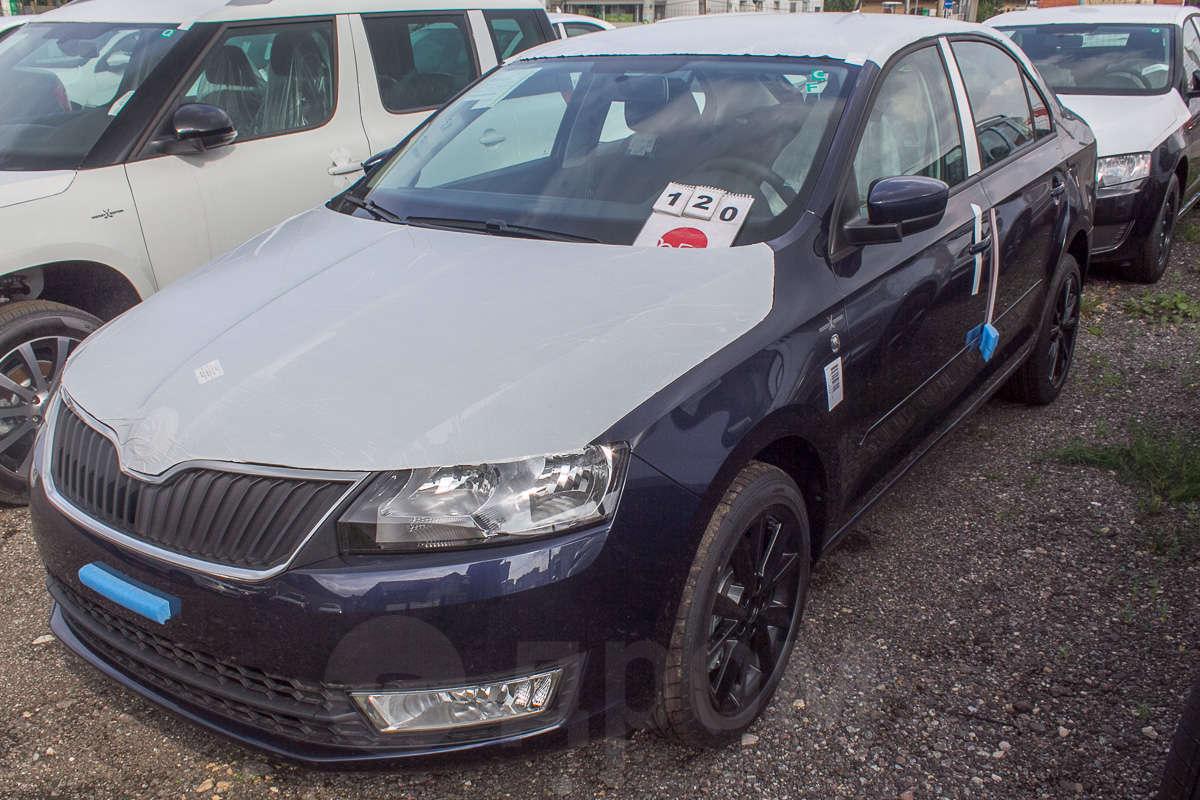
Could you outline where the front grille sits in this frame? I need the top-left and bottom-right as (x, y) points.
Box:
(50, 579), (377, 747)
(50, 402), (354, 570)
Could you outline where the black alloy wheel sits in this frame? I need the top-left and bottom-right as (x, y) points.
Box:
(653, 462), (812, 746)
(1046, 269), (1080, 390)
(706, 508), (803, 715)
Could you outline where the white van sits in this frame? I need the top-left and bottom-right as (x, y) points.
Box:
(0, 0), (553, 502)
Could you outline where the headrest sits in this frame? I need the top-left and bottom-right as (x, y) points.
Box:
(269, 29), (324, 76)
(621, 76), (700, 132)
(206, 45), (259, 88)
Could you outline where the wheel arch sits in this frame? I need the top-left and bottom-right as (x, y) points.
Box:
(4, 261), (144, 322)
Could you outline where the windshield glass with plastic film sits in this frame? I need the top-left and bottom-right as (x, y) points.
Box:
(360, 56), (856, 246)
(0, 21), (181, 171)
(999, 24), (1174, 95)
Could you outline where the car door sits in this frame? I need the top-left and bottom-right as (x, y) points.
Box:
(124, 15), (372, 287)
(1178, 16), (1200, 205)
(351, 11), (484, 154)
(949, 38), (1066, 368)
(832, 43), (992, 500)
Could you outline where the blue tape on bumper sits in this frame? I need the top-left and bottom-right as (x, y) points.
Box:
(78, 563), (178, 625)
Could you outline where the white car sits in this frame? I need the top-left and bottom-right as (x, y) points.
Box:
(992, 4), (1200, 282)
(0, 15), (26, 37)
(548, 12), (614, 38)
(0, 0), (553, 502)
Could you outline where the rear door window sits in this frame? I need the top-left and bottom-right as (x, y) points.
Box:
(563, 22), (604, 38)
(951, 40), (1035, 169)
(483, 11), (551, 60)
(363, 14), (476, 113)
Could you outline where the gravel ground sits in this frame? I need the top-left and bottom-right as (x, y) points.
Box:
(1, 234), (1198, 800)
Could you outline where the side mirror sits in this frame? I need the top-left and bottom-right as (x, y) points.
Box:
(159, 103), (237, 155)
(1189, 69), (1200, 97)
(361, 148), (393, 178)
(842, 176), (949, 246)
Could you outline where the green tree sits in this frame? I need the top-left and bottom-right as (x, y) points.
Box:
(976, 0), (1005, 21)
(823, 0), (857, 9)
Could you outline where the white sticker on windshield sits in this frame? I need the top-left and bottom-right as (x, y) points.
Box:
(635, 182), (754, 249)
(194, 360), (224, 385)
(108, 91), (135, 117)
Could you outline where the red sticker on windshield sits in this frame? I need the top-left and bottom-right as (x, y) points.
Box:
(658, 227), (708, 249)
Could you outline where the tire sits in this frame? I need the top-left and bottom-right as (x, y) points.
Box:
(998, 254), (1082, 406)
(1161, 674), (1200, 800)
(1124, 174), (1179, 284)
(0, 300), (100, 506)
(652, 461), (812, 747)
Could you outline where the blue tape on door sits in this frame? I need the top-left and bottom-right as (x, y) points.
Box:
(78, 563), (178, 625)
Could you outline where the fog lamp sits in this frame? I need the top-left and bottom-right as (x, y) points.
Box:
(352, 669), (561, 733)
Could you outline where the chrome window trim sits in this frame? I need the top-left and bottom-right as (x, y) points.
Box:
(39, 392), (369, 584)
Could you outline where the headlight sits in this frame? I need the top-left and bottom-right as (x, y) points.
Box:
(1096, 152), (1151, 189)
(338, 443), (629, 553)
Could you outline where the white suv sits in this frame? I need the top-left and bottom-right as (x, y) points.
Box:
(0, 0), (553, 502)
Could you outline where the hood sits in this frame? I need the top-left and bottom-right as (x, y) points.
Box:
(1060, 92), (1190, 158)
(62, 207), (776, 475)
(0, 170), (76, 210)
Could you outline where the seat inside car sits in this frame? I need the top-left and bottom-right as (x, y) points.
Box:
(197, 45), (264, 135)
(257, 29), (332, 136)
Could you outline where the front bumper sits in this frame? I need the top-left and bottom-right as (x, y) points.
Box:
(1091, 176), (1163, 262)
(29, 454), (701, 762)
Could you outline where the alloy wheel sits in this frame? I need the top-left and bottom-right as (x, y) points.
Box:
(705, 507), (803, 715)
(0, 336), (79, 480)
(1047, 273), (1080, 388)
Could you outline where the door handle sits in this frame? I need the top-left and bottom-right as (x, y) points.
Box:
(1050, 182), (1066, 199)
(328, 162), (363, 176)
(967, 232), (992, 256)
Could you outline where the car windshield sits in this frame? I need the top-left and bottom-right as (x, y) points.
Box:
(362, 56), (855, 246)
(999, 23), (1174, 95)
(0, 21), (181, 171)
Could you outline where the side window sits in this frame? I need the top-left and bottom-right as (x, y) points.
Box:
(1023, 74), (1052, 139)
(363, 15), (475, 113)
(183, 21), (334, 141)
(563, 22), (603, 38)
(849, 46), (965, 216)
(951, 40), (1034, 169)
(1183, 19), (1200, 87)
(483, 11), (550, 60)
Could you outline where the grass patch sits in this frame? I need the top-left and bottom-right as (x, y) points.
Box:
(1177, 217), (1200, 243)
(1053, 427), (1200, 507)
(1124, 291), (1200, 324)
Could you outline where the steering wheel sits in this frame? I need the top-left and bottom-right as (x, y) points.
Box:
(690, 155), (797, 206)
(1103, 68), (1152, 91)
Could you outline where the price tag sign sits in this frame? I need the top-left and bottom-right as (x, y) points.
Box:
(635, 182), (755, 249)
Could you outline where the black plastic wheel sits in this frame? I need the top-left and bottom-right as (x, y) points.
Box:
(0, 300), (99, 505)
(652, 461), (811, 746)
(999, 254), (1081, 406)
(1124, 174), (1179, 284)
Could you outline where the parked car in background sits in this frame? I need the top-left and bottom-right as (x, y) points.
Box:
(548, 12), (614, 38)
(992, 5), (1200, 282)
(0, 0), (553, 503)
(30, 14), (1093, 760)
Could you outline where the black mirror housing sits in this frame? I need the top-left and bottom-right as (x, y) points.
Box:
(161, 103), (238, 154)
(1189, 69), (1200, 97)
(842, 175), (950, 246)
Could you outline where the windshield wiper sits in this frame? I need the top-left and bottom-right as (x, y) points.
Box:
(339, 198), (598, 243)
(340, 195), (408, 225)
(404, 216), (600, 243)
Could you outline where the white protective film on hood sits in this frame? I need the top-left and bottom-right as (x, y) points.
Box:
(0, 170), (75, 210)
(1061, 92), (1190, 157)
(62, 207), (776, 475)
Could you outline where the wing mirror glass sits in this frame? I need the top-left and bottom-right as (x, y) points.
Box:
(159, 103), (238, 155)
(842, 175), (950, 246)
(1189, 69), (1200, 97)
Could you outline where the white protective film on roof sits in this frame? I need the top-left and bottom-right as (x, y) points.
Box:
(990, 4), (1196, 29)
(62, 208), (776, 475)
(40, 0), (542, 25)
(518, 12), (1008, 67)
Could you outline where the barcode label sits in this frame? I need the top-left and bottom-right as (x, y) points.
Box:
(194, 359), (224, 385)
(824, 357), (843, 411)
